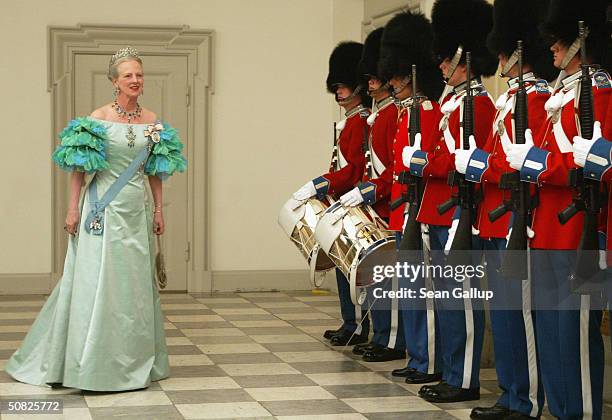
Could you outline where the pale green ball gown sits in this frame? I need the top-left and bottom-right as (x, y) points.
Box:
(5, 117), (187, 391)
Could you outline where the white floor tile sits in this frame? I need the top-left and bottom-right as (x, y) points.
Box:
(219, 363), (300, 376)
(245, 385), (336, 401)
(165, 337), (194, 346)
(0, 383), (81, 396)
(276, 415), (367, 420)
(161, 303), (209, 310)
(158, 377), (240, 391)
(230, 320), (291, 328)
(181, 328), (245, 337)
(275, 351), (350, 363)
(306, 372), (391, 386)
(85, 390), (171, 407)
(213, 308), (269, 315)
(197, 343), (269, 355)
(255, 302), (310, 309)
(168, 354), (214, 366)
(1, 408), (92, 420)
(176, 402), (271, 419)
(276, 313), (333, 320)
(250, 334), (317, 344)
(342, 396), (441, 413)
(165, 315), (224, 323)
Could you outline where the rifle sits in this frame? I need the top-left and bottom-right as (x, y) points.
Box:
(488, 41), (531, 279)
(557, 21), (602, 290)
(329, 122), (338, 172)
(437, 52), (476, 262)
(399, 64), (424, 254)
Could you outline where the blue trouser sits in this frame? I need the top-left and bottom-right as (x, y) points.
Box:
(432, 225), (485, 389)
(485, 238), (543, 417)
(336, 268), (370, 335)
(532, 250), (603, 420)
(368, 270), (405, 349)
(399, 229), (443, 373)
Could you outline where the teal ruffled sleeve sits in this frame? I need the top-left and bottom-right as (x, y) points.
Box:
(144, 122), (188, 180)
(52, 117), (109, 173)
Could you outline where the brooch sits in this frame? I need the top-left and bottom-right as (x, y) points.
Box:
(144, 122), (164, 144)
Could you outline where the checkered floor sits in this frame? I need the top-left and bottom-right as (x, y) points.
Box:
(1, 291), (610, 419)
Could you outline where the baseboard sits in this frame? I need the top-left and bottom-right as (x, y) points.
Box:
(210, 269), (313, 292)
(0, 269), (340, 295)
(0, 273), (52, 295)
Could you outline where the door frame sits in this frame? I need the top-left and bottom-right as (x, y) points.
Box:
(48, 24), (214, 293)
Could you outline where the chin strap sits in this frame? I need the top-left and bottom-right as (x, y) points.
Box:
(368, 81), (390, 98)
(551, 29), (588, 92)
(438, 45), (463, 103)
(500, 48), (520, 77)
(337, 85), (363, 107)
(392, 77), (411, 96)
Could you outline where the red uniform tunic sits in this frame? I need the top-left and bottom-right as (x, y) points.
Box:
(527, 72), (611, 250)
(388, 100), (442, 231)
(474, 78), (551, 238)
(363, 98), (398, 218)
(315, 106), (369, 197)
(415, 83), (496, 226)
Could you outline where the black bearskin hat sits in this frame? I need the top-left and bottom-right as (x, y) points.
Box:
(487, 0), (557, 81)
(358, 28), (385, 83)
(326, 41), (363, 93)
(431, 0), (498, 77)
(378, 11), (444, 100)
(540, 0), (610, 66)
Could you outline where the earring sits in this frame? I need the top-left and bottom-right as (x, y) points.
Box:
(113, 87), (120, 99)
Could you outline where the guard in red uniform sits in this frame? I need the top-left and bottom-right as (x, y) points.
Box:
(573, 96), (612, 348)
(339, 28), (405, 362)
(406, 0), (498, 404)
(293, 42), (371, 346)
(376, 11), (447, 384)
(504, 1), (611, 418)
(453, 0), (555, 418)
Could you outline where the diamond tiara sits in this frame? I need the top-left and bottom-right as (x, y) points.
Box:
(109, 46), (141, 68)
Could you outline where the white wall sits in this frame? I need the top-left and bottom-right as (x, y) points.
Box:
(0, 0), (364, 281)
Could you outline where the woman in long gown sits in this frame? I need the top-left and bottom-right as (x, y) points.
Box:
(5, 47), (187, 391)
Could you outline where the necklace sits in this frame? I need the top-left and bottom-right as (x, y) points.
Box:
(112, 99), (142, 123)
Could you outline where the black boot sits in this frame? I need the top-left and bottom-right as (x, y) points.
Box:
(404, 370), (442, 384)
(323, 327), (343, 340)
(352, 341), (378, 355)
(420, 383), (480, 403)
(329, 330), (368, 346)
(362, 347), (405, 362)
(470, 404), (511, 420)
(418, 381), (447, 396)
(392, 366), (416, 377)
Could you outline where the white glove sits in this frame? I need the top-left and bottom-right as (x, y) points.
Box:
(506, 129), (535, 170)
(505, 226), (535, 242)
(572, 121), (603, 168)
(544, 93), (563, 113)
(495, 93), (509, 111)
(402, 133), (422, 168)
(454, 135), (477, 175)
(340, 187), (364, 207)
(444, 218), (459, 255)
(293, 181), (316, 200)
(441, 98), (458, 114)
